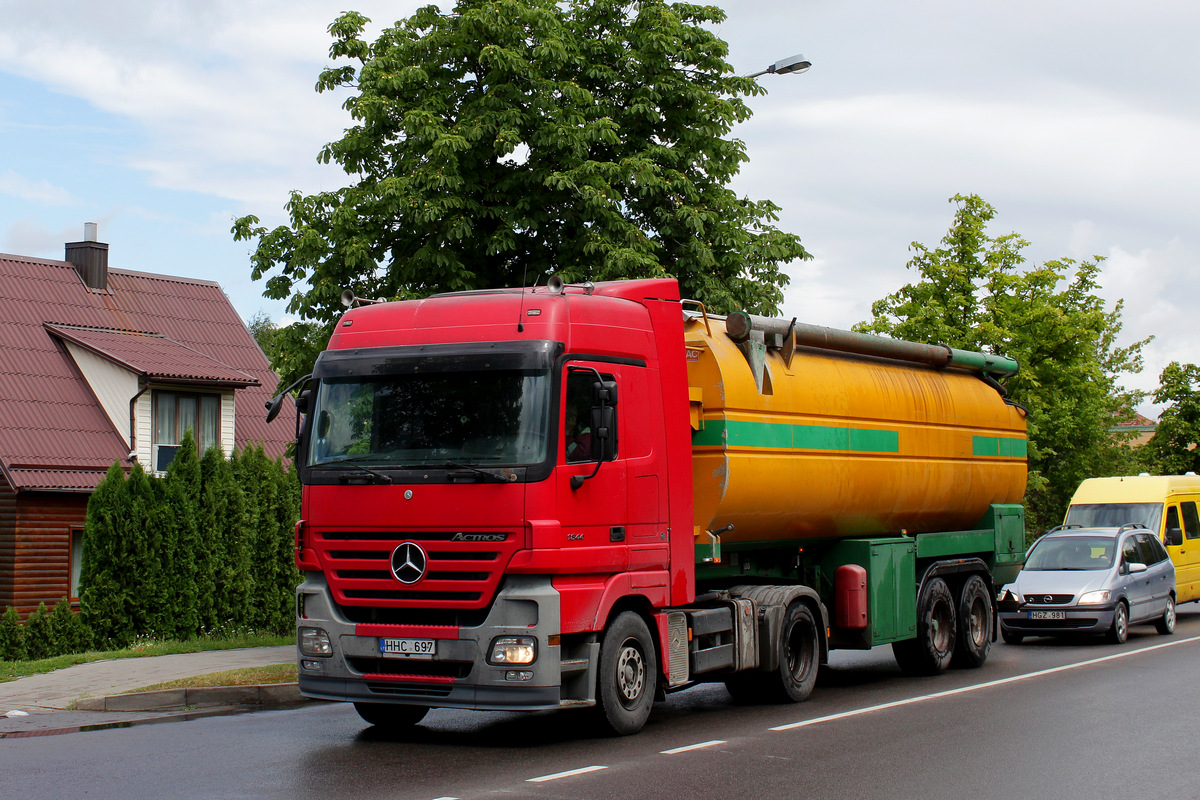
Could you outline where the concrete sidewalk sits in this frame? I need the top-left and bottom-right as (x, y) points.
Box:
(0, 645), (301, 737)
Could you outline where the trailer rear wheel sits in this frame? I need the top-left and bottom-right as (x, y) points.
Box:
(893, 577), (956, 675)
(353, 702), (429, 729)
(596, 611), (657, 735)
(766, 602), (820, 702)
(951, 574), (992, 669)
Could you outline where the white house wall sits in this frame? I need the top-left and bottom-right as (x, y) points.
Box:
(62, 341), (138, 447)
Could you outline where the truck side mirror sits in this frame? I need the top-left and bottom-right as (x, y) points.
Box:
(593, 380), (618, 406)
(1165, 527), (1183, 547)
(590, 405), (617, 462)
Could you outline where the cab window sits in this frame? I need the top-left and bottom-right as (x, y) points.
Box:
(1182, 501), (1200, 540)
(563, 370), (617, 463)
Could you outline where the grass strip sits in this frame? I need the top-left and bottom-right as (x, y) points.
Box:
(126, 664), (298, 693)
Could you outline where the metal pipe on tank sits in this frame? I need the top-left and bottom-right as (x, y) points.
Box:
(725, 312), (1018, 377)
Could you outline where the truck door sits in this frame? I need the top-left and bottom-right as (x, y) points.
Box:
(1164, 502), (1200, 603)
(556, 364), (628, 566)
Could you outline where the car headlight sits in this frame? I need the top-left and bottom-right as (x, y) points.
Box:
(1077, 590), (1112, 605)
(999, 586), (1023, 603)
(299, 626), (333, 656)
(488, 636), (537, 665)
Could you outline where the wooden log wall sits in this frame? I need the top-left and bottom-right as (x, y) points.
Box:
(0, 479), (88, 617)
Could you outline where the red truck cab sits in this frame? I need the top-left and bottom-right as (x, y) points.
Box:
(294, 279), (694, 730)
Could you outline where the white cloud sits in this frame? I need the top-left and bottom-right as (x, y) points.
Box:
(0, 170), (77, 205)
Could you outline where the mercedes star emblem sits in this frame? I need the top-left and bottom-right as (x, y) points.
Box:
(390, 542), (428, 584)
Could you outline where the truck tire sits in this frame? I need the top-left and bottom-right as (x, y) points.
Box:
(1106, 600), (1129, 644)
(766, 601), (820, 702)
(596, 611), (657, 735)
(893, 577), (956, 676)
(353, 702), (429, 728)
(1155, 594), (1176, 635)
(951, 574), (992, 669)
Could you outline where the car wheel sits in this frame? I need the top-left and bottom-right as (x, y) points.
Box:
(596, 611), (657, 735)
(951, 575), (993, 668)
(893, 577), (956, 675)
(1106, 600), (1129, 644)
(1000, 627), (1024, 645)
(1155, 595), (1177, 635)
(353, 702), (429, 728)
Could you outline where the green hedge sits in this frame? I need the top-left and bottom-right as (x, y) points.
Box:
(77, 432), (301, 649)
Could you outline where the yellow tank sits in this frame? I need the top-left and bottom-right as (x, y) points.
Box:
(686, 313), (1028, 544)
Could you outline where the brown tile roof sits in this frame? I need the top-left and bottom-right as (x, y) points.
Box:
(44, 324), (259, 387)
(0, 252), (292, 492)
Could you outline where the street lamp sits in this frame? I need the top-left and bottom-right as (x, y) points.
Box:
(742, 54), (811, 79)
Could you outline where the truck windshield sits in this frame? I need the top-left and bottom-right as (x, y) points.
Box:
(1064, 502), (1163, 532)
(307, 369), (551, 468)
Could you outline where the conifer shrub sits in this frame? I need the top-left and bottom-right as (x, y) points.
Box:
(0, 605), (25, 661)
(23, 603), (57, 660)
(50, 597), (92, 655)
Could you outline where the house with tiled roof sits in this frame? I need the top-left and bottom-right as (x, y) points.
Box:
(0, 225), (292, 614)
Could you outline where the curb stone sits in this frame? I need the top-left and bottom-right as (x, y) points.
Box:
(73, 682), (309, 712)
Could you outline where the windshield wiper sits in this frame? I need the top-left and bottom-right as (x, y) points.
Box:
(313, 457), (393, 485)
(433, 461), (518, 483)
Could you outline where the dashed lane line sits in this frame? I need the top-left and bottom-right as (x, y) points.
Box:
(661, 739), (726, 754)
(527, 765), (609, 783)
(770, 632), (1200, 732)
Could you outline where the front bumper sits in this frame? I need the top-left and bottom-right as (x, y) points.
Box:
(295, 573), (571, 711)
(998, 604), (1117, 636)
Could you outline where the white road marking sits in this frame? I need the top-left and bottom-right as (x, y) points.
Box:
(527, 765), (609, 782)
(661, 739), (726, 754)
(770, 633), (1200, 732)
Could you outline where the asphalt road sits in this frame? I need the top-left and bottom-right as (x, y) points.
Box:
(5, 606), (1200, 800)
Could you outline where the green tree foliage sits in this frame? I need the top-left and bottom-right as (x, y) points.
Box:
(856, 195), (1147, 532)
(201, 445), (252, 629)
(233, 0), (809, 386)
(1142, 362), (1200, 474)
(0, 605), (26, 661)
(23, 603), (56, 661)
(163, 430), (204, 637)
(80, 461), (135, 647)
(50, 597), (92, 655)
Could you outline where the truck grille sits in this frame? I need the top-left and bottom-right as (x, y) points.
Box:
(315, 529), (520, 610)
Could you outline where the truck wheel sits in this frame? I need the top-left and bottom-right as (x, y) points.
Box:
(353, 702), (428, 728)
(596, 611), (657, 735)
(1156, 595), (1176, 635)
(892, 577), (956, 676)
(1106, 600), (1129, 644)
(765, 602), (820, 703)
(951, 575), (992, 669)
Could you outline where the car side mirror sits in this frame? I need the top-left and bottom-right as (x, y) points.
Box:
(1128, 562), (1147, 574)
(1165, 527), (1183, 547)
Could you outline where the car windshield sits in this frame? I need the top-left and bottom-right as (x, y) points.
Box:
(307, 368), (552, 468)
(1064, 502), (1163, 531)
(1024, 536), (1116, 571)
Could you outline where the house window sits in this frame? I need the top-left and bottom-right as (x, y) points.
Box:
(154, 390), (221, 470)
(69, 527), (84, 599)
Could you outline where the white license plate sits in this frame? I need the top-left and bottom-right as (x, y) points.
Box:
(380, 638), (436, 658)
(1029, 610), (1066, 620)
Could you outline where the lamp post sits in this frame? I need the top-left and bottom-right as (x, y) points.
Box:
(742, 54), (811, 80)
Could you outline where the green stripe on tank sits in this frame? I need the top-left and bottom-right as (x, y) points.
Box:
(692, 419), (899, 453)
(972, 436), (1028, 458)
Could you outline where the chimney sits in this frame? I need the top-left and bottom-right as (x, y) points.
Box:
(65, 222), (109, 291)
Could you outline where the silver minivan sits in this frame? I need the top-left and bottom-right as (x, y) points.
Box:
(998, 524), (1176, 644)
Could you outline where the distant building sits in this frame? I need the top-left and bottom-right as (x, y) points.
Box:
(1112, 412), (1158, 447)
(0, 225), (292, 614)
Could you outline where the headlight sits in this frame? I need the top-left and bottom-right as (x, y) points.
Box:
(299, 626), (333, 656)
(1077, 590), (1112, 605)
(488, 636), (537, 665)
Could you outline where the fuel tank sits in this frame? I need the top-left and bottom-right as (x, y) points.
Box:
(686, 313), (1028, 544)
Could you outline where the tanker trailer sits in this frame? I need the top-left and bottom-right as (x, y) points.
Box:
(279, 277), (1028, 735)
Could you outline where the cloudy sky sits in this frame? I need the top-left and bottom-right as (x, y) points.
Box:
(1, 1), (1195, 415)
